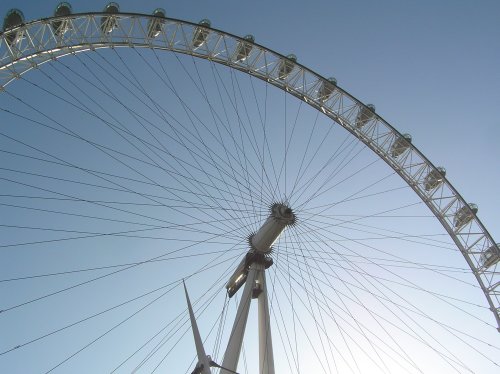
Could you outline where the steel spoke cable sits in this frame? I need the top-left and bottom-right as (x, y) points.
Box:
(292, 250), (475, 276)
(42, 279), (184, 374)
(282, 225), (339, 373)
(0, 160), (253, 219)
(0, 221), (251, 314)
(294, 222), (499, 367)
(286, 250), (488, 311)
(11, 239), (240, 371)
(124, 262), (236, 372)
(279, 232), (370, 374)
(0, 125), (245, 243)
(204, 60), (258, 233)
(271, 268), (348, 373)
(285, 227), (339, 373)
(276, 249), (470, 372)
(141, 259), (238, 373)
(0, 177), (250, 251)
(51, 56), (264, 203)
(267, 238), (301, 372)
(274, 255), (456, 373)
(223, 62), (274, 231)
(0, 107), (245, 239)
(58, 48), (262, 232)
(300, 183), (411, 215)
(275, 233), (364, 374)
(275, 230), (456, 253)
(276, 93), (305, 201)
(264, 230), (300, 373)
(0, 145), (260, 214)
(116, 260), (236, 373)
(223, 58), (267, 231)
(292, 225), (486, 368)
(282, 242), (493, 337)
(277, 251), (490, 373)
(294, 150), (384, 212)
(147, 48), (276, 207)
(298, 217), (478, 288)
(288, 109), (323, 198)
(0, 247), (244, 284)
(272, 260), (396, 374)
(1, 280), (182, 357)
(211, 294), (229, 364)
(298, 215), (478, 293)
(117, 49), (254, 234)
(59, 52), (250, 235)
(274, 254), (405, 373)
(296, 201), (424, 236)
(207, 55), (279, 204)
(0, 200), (257, 230)
(289, 115), (352, 201)
(184, 53), (256, 232)
(287, 225), (395, 373)
(290, 131), (363, 208)
(301, 214), (458, 252)
(208, 56), (279, 203)
(0, 223), (248, 249)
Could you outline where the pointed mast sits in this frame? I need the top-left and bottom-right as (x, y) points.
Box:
(183, 280), (212, 374)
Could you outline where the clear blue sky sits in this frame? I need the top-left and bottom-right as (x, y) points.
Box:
(0, 1), (499, 373)
(4, 0), (496, 232)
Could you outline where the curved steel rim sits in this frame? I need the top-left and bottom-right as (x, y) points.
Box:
(1, 12), (498, 328)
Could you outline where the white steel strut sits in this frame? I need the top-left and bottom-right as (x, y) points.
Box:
(220, 203), (295, 374)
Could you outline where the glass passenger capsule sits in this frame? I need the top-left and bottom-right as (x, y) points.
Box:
(317, 77), (337, 102)
(101, 2), (119, 34)
(147, 8), (165, 39)
(234, 34), (254, 62)
(391, 133), (412, 158)
(355, 104), (375, 128)
(192, 19), (211, 48)
(453, 203), (478, 229)
(480, 243), (500, 269)
(52, 2), (72, 36)
(278, 54), (297, 80)
(3, 9), (24, 46)
(423, 167), (446, 191)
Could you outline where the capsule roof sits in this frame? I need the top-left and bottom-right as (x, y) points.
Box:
(366, 104), (376, 112)
(3, 9), (24, 31)
(402, 133), (412, 142)
(327, 77), (337, 85)
(244, 34), (255, 42)
(199, 19), (211, 27)
(152, 8), (166, 17)
(54, 2), (72, 16)
(286, 54), (297, 62)
(436, 166), (446, 175)
(104, 2), (119, 13)
(468, 203), (478, 214)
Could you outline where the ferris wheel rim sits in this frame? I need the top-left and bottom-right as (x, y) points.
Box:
(0, 11), (498, 331)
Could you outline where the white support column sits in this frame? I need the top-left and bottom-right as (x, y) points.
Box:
(257, 266), (275, 374)
(221, 203), (295, 374)
(220, 267), (258, 374)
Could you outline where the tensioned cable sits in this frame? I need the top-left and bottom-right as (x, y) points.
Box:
(292, 223), (499, 368)
(0, 221), (250, 314)
(50, 51), (251, 235)
(287, 225), (395, 373)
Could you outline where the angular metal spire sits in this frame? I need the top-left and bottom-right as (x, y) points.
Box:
(183, 280), (212, 374)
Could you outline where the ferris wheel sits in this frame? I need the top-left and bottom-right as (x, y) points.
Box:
(0, 3), (499, 373)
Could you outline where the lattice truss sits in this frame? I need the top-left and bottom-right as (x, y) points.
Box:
(1, 11), (498, 327)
